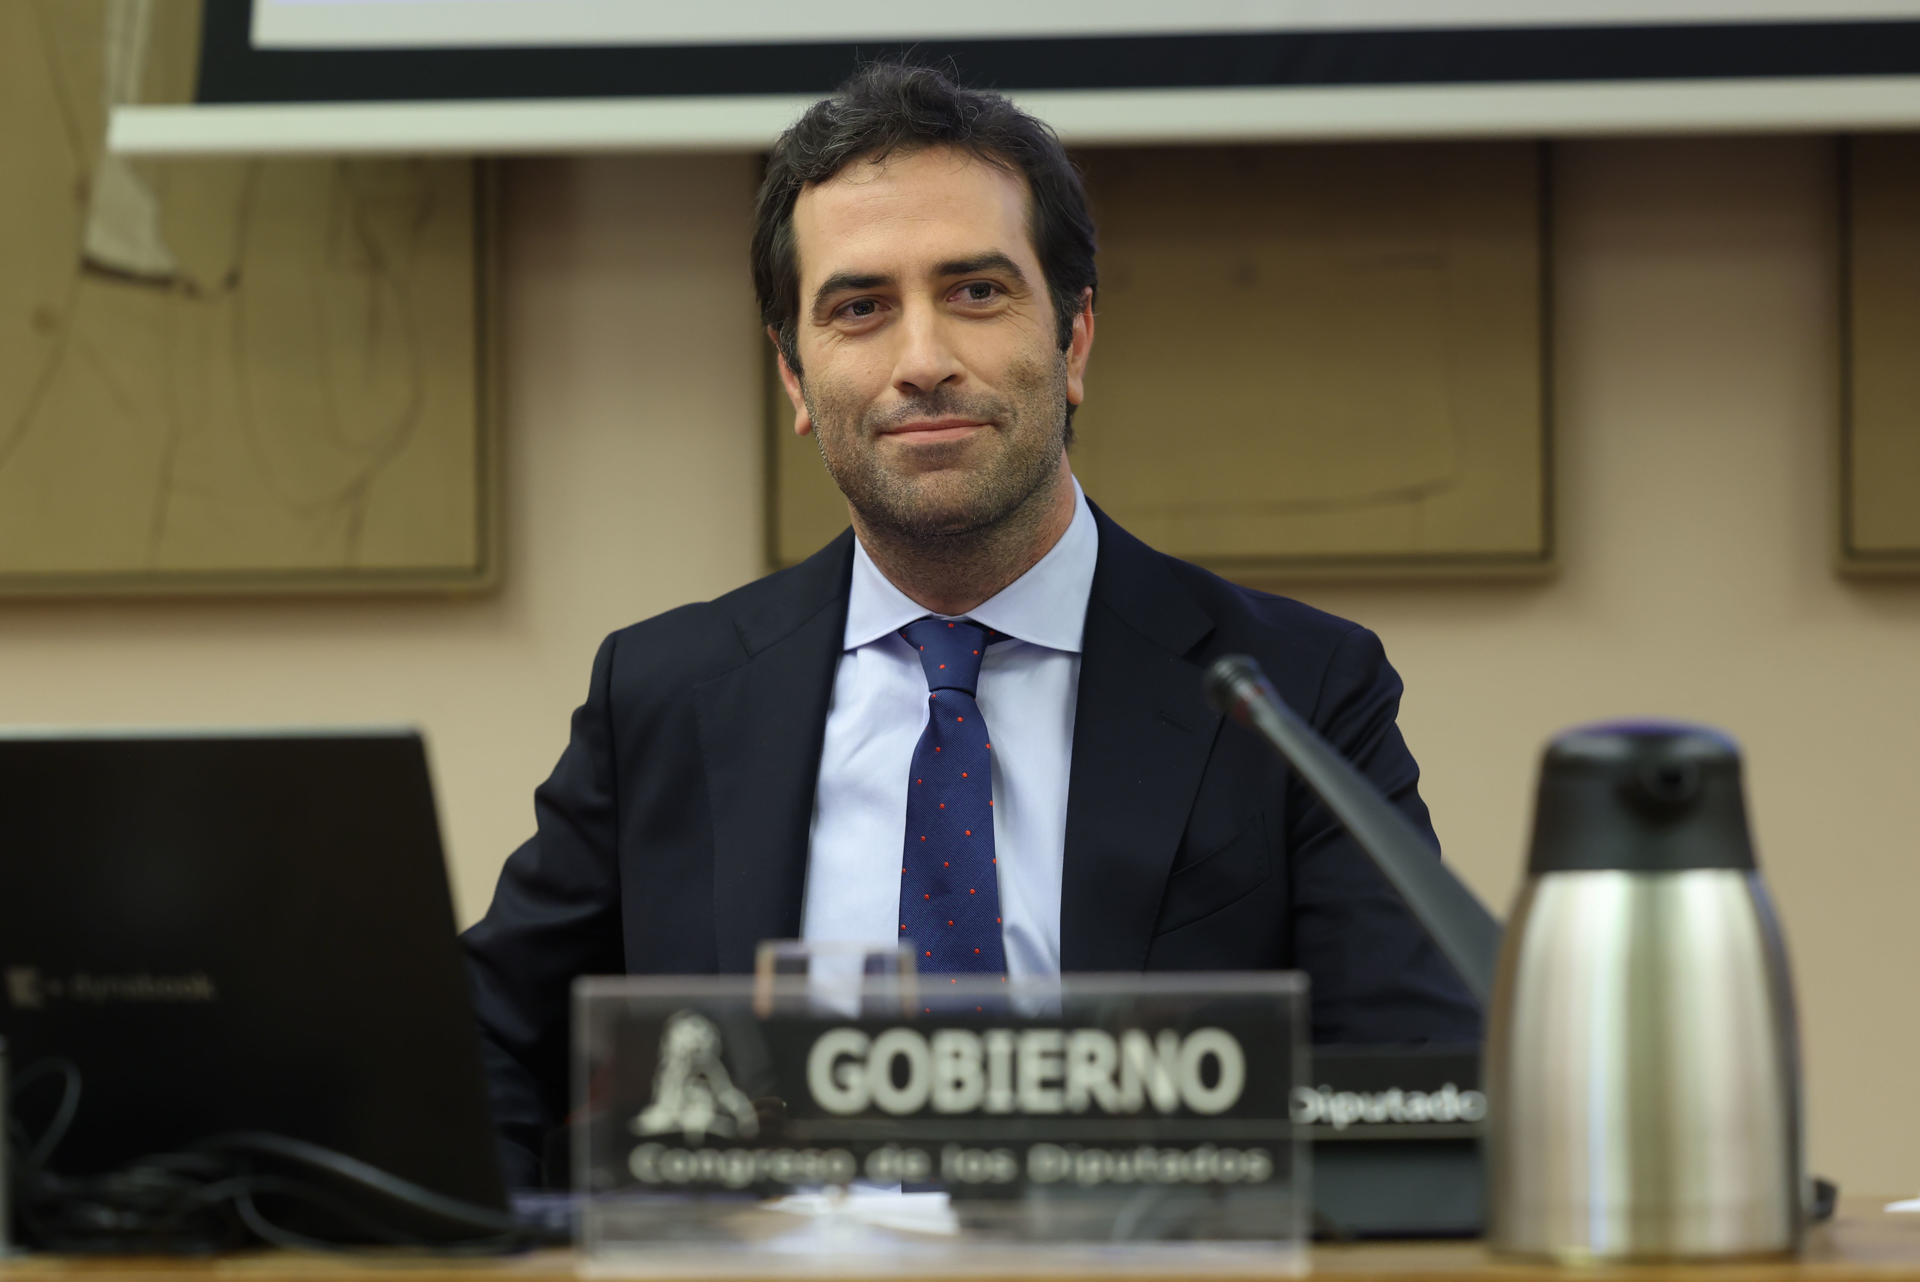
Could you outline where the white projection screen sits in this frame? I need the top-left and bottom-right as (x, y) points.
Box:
(248, 0), (1920, 48)
(102, 0), (1920, 153)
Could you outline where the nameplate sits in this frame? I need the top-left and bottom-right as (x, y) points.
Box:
(1298, 1046), (1486, 1141)
(572, 973), (1310, 1267)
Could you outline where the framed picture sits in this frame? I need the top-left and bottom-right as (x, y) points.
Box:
(1839, 134), (1920, 576)
(0, 0), (496, 596)
(769, 141), (1552, 580)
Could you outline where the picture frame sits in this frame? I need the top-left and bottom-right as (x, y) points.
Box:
(0, 0), (498, 597)
(1837, 133), (1920, 577)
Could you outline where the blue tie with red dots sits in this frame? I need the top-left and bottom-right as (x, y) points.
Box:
(899, 617), (1006, 989)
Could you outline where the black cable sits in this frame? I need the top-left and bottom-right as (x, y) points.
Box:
(11, 1139), (560, 1253)
(194, 1131), (538, 1238)
(6, 1059), (565, 1255)
(9, 1057), (82, 1168)
(185, 1173), (425, 1246)
(233, 1191), (536, 1259)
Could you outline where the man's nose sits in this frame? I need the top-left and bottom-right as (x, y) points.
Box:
(890, 305), (963, 395)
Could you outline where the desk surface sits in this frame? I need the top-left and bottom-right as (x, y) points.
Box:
(5, 1199), (1918, 1281)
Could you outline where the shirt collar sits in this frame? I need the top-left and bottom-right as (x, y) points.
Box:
(843, 478), (1098, 655)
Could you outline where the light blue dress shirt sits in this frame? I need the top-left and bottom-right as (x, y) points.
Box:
(800, 481), (1099, 982)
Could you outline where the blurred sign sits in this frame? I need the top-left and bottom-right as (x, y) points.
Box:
(573, 973), (1308, 1273)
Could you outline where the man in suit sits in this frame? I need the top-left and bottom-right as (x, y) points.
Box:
(464, 61), (1480, 1188)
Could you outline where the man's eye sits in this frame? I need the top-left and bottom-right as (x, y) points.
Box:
(956, 282), (999, 303)
(838, 298), (880, 320)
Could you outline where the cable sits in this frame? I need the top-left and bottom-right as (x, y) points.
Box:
(5, 1059), (566, 1255)
(10, 1057), (81, 1169)
(195, 1132), (536, 1237)
(194, 1132), (559, 1249)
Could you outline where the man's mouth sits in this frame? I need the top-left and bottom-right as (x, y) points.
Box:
(883, 418), (988, 443)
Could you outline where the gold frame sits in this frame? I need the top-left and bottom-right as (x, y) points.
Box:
(0, 165), (501, 600)
(1837, 134), (1920, 577)
(0, 1), (499, 598)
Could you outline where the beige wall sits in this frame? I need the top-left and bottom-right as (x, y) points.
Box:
(1302, 137), (1919, 1200)
(2, 138), (1914, 1196)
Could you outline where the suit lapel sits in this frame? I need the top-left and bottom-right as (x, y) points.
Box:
(1061, 509), (1221, 971)
(697, 532), (854, 975)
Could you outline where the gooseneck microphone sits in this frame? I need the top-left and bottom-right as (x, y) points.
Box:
(1203, 655), (1501, 1005)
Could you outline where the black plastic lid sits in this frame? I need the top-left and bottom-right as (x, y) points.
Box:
(1525, 720), (1757, 874)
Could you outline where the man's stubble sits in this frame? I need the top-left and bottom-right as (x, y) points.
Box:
(801, 349), (1072, 562)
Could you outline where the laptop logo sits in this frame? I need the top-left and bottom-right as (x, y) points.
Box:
(0, 969), (216, 1008)
(631, 1011), (759, 1142)
(6, 967), (44, 1009)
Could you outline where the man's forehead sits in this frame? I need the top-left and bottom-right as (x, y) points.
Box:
(792, 146), (1035, 279)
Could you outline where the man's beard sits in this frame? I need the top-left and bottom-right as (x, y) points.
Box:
(802, 351), (1071, 545)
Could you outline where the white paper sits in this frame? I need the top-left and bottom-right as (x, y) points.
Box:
(765, 1189), (961, 1239)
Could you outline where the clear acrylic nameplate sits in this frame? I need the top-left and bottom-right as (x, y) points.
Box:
(574, 953), (1308, 1276)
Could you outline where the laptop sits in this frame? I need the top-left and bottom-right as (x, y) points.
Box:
(0, 729), (509, 1240)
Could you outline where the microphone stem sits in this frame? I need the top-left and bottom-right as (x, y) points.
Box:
(1229, 672), (1501, 1006)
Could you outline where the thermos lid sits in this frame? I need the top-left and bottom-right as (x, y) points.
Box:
(1526, 720), (1757, 874)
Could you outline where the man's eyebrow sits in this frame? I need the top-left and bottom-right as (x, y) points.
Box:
(808, 253), (1030, 320)
(935, 252), (1027, 283)
(810, 272), (892, 319)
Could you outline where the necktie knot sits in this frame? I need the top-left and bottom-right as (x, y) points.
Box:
(900, 617), (998, 695)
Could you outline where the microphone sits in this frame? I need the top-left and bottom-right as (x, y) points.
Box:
(1203, 655), (1501, 1005)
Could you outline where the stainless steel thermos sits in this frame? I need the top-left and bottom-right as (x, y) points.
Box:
(1486, 722), (1805, 1260)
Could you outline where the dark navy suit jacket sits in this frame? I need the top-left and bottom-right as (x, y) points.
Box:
(462, 504), (1480, 1187)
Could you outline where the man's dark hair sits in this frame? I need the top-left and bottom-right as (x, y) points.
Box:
(751, 61), (1098, 384)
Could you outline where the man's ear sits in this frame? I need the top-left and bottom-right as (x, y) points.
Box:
(770, 327), (812, 437)
(1065, 288), (1095, 407)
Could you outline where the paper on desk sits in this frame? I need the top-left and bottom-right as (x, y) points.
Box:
(1887, 1194), (1920, 1213)
(765, 1188), (960, 1237)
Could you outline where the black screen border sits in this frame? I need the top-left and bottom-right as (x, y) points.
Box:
(200, 0), (1920, 105)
